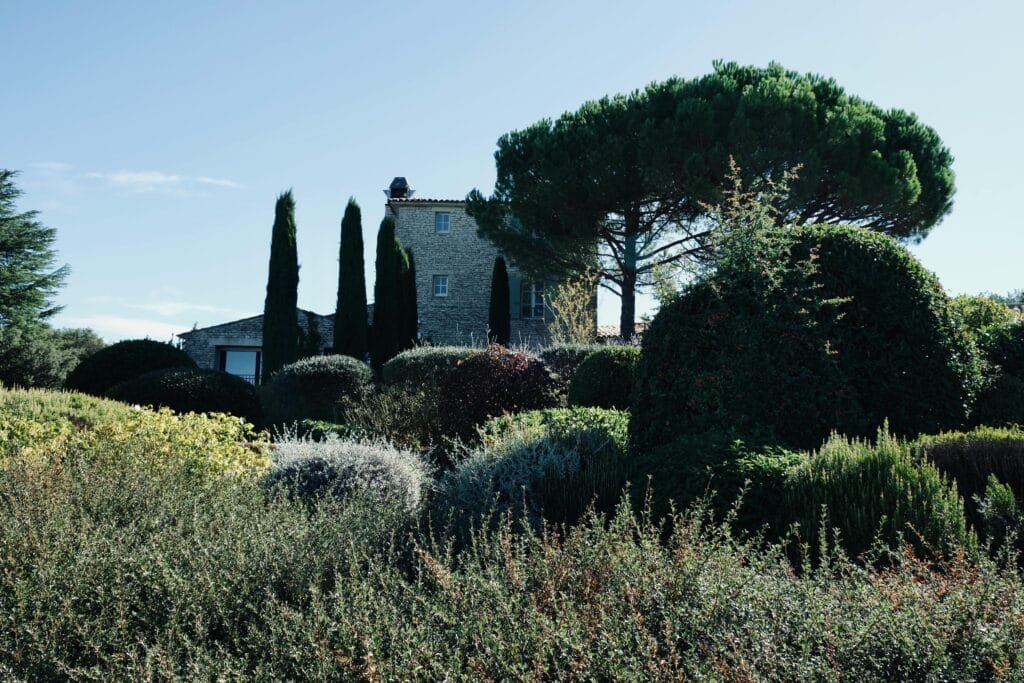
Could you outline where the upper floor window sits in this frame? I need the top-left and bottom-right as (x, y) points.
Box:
(434, 212), (450, 234)
(433, 274), (449, 297)
(521, 281), (544, 319)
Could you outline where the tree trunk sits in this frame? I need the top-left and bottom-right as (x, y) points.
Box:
(619, 208), (639, 343)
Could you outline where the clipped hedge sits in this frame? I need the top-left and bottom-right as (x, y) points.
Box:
(632, 225), (978, 452)
(381, 346), (476, 393)
(266, 436), (429, 514)
(568, 345), (640, 410)
(916, 426), (1024, 525)
(539, 344), (602, 393)
(439, 407), (630, 529)
(438, 345), (558, 439)
(973, 321), (1024, 427)
(63, 339), (196, 397)
(261, 354), (372, 426)
(105, 367), (261, 424)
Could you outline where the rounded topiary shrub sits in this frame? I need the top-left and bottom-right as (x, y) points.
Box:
(631, 224), (979, 453)
(64, 339), (196, 397)
(539, 344), (602, 394)
(568, 346), (640, 410)
(438, 407), (630, 530)
(972, 321), (1024, 427)
(438, 345), (559, 439)
(105, 367), (261, 424)
(381, 346), (476, 393)
(261, 354), (372, 426)
(266, 436), (429, 514)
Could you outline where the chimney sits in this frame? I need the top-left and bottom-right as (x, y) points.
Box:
(384, 177), (414, 199)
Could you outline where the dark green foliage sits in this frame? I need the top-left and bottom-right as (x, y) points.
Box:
(105, 367), (261, 424)
(950, 295), (1018, 343)
(539, 343), (602, 395)
(381, 346), (476, 393)
(468, 62), (955, 340)
(335, 386), (444, 453)
(568, 345), (640, 410)
(916, 426), (1024, 529)
(0, 170), (68, 326)
(783, 431), (972, 561)
(64, 339), (195, 396)
(0, 324), (104, 389)
(632, 224), (977, 452)
(973, 321), (1024, 426)
(975, 475), (1024, 558)
(440, 407), (630, 528)
(297, 310), (323, 359)
(262, 191), (300, 379)
(370, 217), (402, 372)
(333, 198), (369, 359)
(488, 256), (511, 345)
(399, 248), (418, 350)
(261, 354), (372, 426)
(438, 345), (559, 439)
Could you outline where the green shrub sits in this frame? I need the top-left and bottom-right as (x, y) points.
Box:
(105, 367), (261, 424)
(261, 354), (372, 426)
(337, 385), (446, 455)
(950, 294), (1018, 342)
(439, 407), (629, 528)
(972, 321), (1024, 426)
(265, 436), (429, 514)
(915, 426), (1024, 526)
(632, 224), (978, 452)
(567, 345), (640, 410)
(539, 343), (602, 394)
(784, 430), (973, 560)
(438, 344), (559, 439)
(381, 345), (476, 393)
(63, 339), (196, 396)
(976, 475), (1024, 557)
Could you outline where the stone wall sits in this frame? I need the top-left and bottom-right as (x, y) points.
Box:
(388, 200), (551, 348)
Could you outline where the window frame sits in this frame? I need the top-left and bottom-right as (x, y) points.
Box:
(434, 212), (450, 234)
(432, 274), (449, 298)
(520, 280), (545, 319)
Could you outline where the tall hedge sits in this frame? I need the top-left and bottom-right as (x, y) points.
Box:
(333, 198), (368, 360)
(64, 339), (196, 397)
(370, 217), (402, 373)
(399, 248), (418, 350)
(488, 256), (511, 345)
(262, 191), (299, 379)
(631, 224), (979, 452)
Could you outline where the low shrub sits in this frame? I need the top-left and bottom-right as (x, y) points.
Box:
(105, 367), (261, 424)
(336, 385), (446, 456)
(784, 430), (973, 561)
(266, 436), (429, 514)
(916, 426), (1024, 526)
(568, 345), (640, 410)
(261, 354), (372, 426)
(381, 346), (476, 393)
(976, 475), (1024, 558)
(438, 407), (629, 529)
(63, 339), (196, 396)
(539, 343), (602, 394)
(438, 344), (559, 439)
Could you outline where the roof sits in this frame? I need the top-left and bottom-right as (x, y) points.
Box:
(177, 308), (333, 338)
(596, 322), (650, 340)
(387, 197), (466, 205)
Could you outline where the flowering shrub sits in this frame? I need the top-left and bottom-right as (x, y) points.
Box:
(438, 344), (559, 438)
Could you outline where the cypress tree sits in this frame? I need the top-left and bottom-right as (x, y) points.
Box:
(489, 256), (511, 345)
(333, 198), (368, 359)
(370, 216), (401, 372)
(399, 247), (418, 350)
(262, 191), (299, 381)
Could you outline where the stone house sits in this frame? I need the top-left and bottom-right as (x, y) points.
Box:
(385, 177), (554, 346)
(178, 177), (574, 382)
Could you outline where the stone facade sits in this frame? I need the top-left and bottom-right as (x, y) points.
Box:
(178, 309), (336, 382)
(387, 198), (552, 347)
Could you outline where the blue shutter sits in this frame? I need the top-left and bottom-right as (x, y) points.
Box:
(509, 272), (522, 319)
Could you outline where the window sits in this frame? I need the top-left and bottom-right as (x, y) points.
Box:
(521, 281), (544, 319)
(434, 212), (450, 234)
(218, 347), (261, 384)
(432, 274), (449, 297)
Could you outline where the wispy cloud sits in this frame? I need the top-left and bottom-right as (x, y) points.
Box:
(127, 301), (246, 317)
(32, 161), (74, 173)
(62, 315), (188, 341)
(85, 170), (243, 193)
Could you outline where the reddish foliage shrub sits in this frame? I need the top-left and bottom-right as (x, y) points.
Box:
(439, 344), (559, 438)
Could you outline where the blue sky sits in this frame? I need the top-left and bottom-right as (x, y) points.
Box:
(4, 1), (1021, 341)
